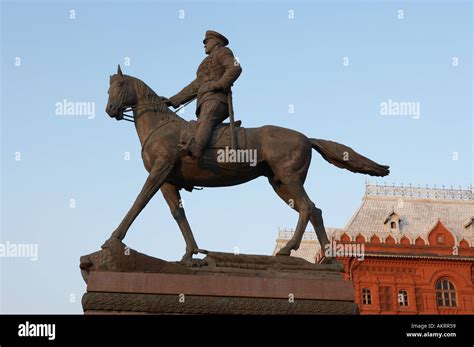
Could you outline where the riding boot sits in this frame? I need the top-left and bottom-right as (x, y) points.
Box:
(190, 122), (213, 160)
(186, 100), (228, 160)
(178, 138), (196, 158)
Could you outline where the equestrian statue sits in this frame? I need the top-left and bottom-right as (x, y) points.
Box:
(102, 30), (390, 265)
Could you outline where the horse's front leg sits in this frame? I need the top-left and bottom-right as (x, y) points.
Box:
(102, 158), (174, 248)
(161, 183), (204, 264)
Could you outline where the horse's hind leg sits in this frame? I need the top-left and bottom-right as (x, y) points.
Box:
(309, 207), (331, 259)
(161, 183), (200, 263)
(269, 179), (314, 256)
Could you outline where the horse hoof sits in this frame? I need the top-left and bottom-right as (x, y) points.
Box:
(321, 256), (340, 265)
(180, 257), (206, 268)
(276, 248), (291, 256)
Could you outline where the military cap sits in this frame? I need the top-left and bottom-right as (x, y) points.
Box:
(203, 30), (229, 46)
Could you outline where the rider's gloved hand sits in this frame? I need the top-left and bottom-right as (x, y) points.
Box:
(163, 98), (177, 108)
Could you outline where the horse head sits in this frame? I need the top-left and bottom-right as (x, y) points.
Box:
(105, 65), (137, 120)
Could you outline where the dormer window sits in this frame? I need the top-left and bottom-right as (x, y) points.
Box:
(384, 210), (400, 231)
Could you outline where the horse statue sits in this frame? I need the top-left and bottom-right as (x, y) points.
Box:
(102, 65), (389, 264)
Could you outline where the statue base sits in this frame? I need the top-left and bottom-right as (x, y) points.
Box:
(80, 239), (358, 315)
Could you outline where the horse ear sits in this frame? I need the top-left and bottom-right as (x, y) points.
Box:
(117, 64), (123, 76)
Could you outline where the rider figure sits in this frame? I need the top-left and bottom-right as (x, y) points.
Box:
(166, 30), (242, 160)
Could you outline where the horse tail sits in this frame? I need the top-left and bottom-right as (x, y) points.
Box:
(310, 138), (390, 177)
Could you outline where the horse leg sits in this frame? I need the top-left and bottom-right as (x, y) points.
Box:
(102, 159), (174, 247)
(309, 207), (331, 259)
(160, 182), (201, 263)
(269, 179), (314, 256)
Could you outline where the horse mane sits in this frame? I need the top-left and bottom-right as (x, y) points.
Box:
(128, 75), (186, 124)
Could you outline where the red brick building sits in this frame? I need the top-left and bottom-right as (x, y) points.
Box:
(274, 183), (474, 314)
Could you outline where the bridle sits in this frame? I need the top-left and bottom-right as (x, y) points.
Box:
(114, 78), (134, 122)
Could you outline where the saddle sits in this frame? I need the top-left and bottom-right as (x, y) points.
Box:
(179, 120), (246, 150)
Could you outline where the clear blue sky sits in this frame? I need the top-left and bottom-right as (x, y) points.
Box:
(1, 0), (472, 313)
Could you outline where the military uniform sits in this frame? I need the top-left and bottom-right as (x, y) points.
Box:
(169, 31), (242, 159)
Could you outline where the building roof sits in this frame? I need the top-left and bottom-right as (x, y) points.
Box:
(343, 183), (474, 245)
(273, 183), (474, 262)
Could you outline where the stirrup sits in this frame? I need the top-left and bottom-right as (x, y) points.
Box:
(178, 138), (199, 159)
(177, 143), (189, 158)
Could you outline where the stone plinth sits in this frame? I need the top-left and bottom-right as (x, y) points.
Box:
(80, 240), (358, 314)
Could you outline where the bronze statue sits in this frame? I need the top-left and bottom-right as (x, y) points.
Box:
(166, 30), (242, 159)
(103, 35), (389, 265)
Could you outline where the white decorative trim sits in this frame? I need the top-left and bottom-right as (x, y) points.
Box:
(365, 183), (473, 201)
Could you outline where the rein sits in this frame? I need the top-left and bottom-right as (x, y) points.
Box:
(121, 98), (194, 123)
(116, 79), (216, 123)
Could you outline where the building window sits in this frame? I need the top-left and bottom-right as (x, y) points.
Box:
(436, 234), (445, 245)
(362, 288), (372, 305)
(436, 279), (457, 307)
(398, 290), (409, 306)
(384, 211), (400, 231)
